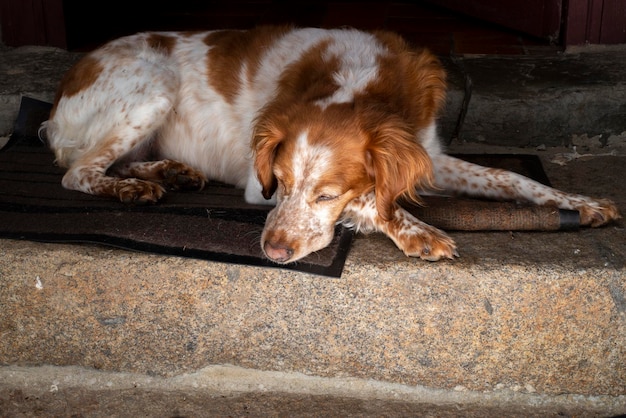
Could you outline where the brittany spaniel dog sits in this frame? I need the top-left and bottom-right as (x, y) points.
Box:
(41, 26), (621, 264)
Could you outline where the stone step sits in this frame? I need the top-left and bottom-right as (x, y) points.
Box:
(2, 44), (626, 147)
(1, 151), (625, 415)
(1, 40), (625, 416)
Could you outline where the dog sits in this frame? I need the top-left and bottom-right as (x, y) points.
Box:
(40, 26), (621, 264)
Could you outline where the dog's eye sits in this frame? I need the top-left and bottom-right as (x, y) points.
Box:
(316, 194), (337, 203)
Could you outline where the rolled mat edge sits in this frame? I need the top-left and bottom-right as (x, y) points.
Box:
(405, 197), (580, 231)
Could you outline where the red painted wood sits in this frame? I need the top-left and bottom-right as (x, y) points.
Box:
(564, 0), (626, 45)
(0, 0), (66, 48)
(1, 0), (623, 48)
(425, 0), (563, 40)
(586, 0), (606, 44)
(563, 0), (588, 45)
(600, 0), (626, 43)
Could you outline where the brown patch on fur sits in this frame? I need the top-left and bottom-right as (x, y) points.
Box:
(292, 104), (373, 194)
(146, 33), (177, 54)
(50, 55), (104, 119)
(251, 114), (284, 199)
(340, 31), (445, 219)
(273, 39), (340, 103)
(360, 109), (434, 221)
(252, 38), (342, 198)
(253, 34), (438, 219)
(363, 31), (447, 130)
(204, 26), (292, 103)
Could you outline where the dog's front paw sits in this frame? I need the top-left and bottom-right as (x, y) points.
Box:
(115, 179), (165, 204)
(379, 207), (459, 261)
(396, 225), (459, 261)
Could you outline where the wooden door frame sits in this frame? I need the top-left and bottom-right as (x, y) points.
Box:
(563, 0), (626, 45)
(424, 0), (564, 41)
(428, 0), (625, 45)
(1, 0), (624, 48)
(0, 0), (66, 48)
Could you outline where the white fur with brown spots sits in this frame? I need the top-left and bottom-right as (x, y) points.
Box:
(42, 26), (621, 264)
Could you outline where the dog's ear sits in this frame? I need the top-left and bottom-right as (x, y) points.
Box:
(365, 116), (434, 221)
(252, 115), (285, 199)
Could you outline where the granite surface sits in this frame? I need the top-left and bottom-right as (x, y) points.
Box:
(2, 155), (626, 399)
(1, 232), (625, 396)
(1, 364), (624, 417)
(1, 42), (626, 414)
(459, 50), (626, 147)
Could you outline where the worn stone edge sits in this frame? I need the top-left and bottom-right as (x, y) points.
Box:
(1, 365), (625, 414)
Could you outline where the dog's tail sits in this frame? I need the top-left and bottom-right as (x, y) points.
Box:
(37, 121), (49, 145)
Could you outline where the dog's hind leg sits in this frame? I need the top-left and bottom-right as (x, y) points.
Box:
(430, 154), (621, 227)
(56, 93), (176, 204)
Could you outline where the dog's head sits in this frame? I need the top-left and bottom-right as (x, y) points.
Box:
(252, 103), (437, 264)
(252, 43), (445, 264)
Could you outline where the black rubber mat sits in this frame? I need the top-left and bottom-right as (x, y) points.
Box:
(1, 97), (567, 277)
(0, 97), (353, 277)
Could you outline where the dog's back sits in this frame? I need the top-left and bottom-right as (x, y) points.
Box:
(42, 26), (620, 263)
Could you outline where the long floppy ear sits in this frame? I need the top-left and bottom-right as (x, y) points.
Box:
(365, 116), (434, 221)
(251, 115), (285, 199)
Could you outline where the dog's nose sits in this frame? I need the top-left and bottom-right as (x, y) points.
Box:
(264, 241), (294, 263)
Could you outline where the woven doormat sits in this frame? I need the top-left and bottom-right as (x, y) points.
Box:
(0, 97), (562, 277)
(0, 98), (353, 277)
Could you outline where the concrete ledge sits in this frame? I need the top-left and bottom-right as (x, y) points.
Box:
(1, 365), (624, 417)
(458, 49), (626, 147)
(2, 225), (625, 393)
(0, 44), (82, 136)
(1, 40), (625, 416)
(1, 145), (625, 416)
(1, 152), (625, 417)
(2, 44), (626, 147)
